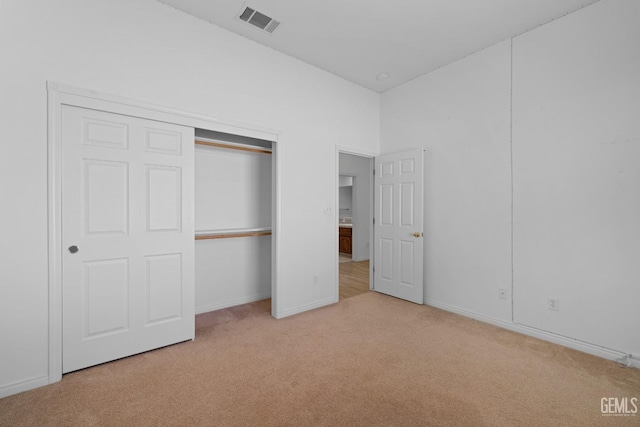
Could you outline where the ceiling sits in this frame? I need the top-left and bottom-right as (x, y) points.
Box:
(157, 0), (600, 92)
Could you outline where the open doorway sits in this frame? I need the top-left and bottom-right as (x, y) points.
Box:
(337, 151), (373, 300)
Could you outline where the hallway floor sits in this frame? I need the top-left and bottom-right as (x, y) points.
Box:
(339, 260), (369, 300)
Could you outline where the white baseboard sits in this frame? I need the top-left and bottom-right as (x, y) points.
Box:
(424, 298), (639, 369)
(274, 296), (338, 319)
(0, 375), (50, 399)
(195, 292), (272, 315)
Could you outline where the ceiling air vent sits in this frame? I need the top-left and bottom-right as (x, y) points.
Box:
(238, 6), (280, 33)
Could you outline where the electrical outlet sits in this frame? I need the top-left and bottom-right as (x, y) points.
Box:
(498, 288), (507, 300)
(548, 298), (559, 311)
(313, 275), (319, 285)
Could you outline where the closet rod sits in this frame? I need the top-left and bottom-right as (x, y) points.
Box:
(195, 139), (272, 154)
(195, 231), (272, 240)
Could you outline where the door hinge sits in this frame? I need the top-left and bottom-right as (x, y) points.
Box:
(373, 265), (375, 273)
(373, 169), (376, 176)
(373, 217), (375, 225)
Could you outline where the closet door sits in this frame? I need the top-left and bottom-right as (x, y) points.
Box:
(61, 105), (194, 373)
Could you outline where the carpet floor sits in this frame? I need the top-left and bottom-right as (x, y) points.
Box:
(1, 292), (638, 426)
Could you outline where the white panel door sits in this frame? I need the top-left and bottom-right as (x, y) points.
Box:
(61, 105), (194, 373)
(374, 149), (424, 304)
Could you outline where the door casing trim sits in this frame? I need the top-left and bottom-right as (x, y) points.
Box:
(335, 146), (377, 302)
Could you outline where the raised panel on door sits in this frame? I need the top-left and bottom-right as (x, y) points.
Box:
(84, 118), (129, 149)
(145, 253), (183, 325)
(380, 184), (394, 226)
(399, 182), (415, 227)
(84, 160), (129, 235)
(62, 105), (194, 373)
(379, 238), (394, 281)
(146, 165), (182, 232)
(83, 258), (130, 338)
(144, 127), (183, 155)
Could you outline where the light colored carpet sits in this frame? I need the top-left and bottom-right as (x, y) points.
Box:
(1, 292), (638, 426)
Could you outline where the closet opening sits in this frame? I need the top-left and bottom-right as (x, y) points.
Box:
(194, 129), (274, 316)
(47, 82), (283, 383)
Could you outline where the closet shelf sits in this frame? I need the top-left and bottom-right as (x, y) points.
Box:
(195, 227), (272, 240)
(195, 138), (272, 154)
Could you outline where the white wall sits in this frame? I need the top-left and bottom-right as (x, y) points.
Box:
(512, 0), (640, 356)
(196, 236), (272, 313)
(0, 0), (379, 397)
(381, 0), (640, 360)
(339, 153), (372, 262)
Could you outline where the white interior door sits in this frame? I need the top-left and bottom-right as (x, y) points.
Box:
(373, 149), (424, 304)
(61, 105), (194, 373)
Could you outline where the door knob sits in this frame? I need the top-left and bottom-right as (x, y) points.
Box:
(413, 232), (422, 238)
(68, 245), (79, 254)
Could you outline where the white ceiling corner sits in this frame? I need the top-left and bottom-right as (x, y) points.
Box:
(157, 0), (601, 93)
